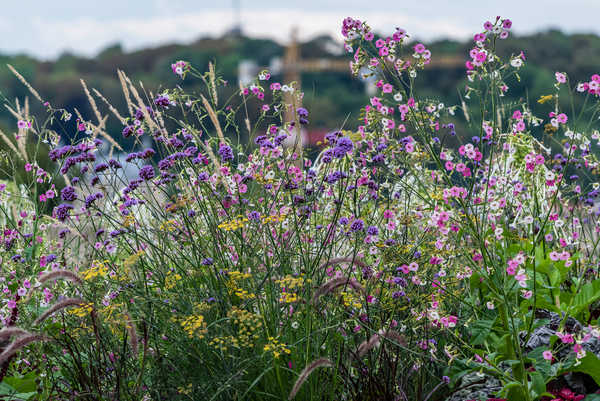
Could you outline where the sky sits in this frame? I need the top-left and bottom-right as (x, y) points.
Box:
(3, 0), (600, 60)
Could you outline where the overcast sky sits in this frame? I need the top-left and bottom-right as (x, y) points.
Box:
(4, 0), (600, 59)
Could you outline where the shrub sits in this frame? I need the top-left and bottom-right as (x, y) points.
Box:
(2, 15), (600, 401)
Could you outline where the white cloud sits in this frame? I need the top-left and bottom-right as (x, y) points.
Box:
(3, 9), (472, 59)
(3, 3), (600, 60)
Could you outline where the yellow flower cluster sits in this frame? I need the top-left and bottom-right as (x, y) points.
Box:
(122, 214), (136, 228)
(123, 250), (144, 271)
(68, 302), (94, 317)
(226, 271), (256, 300)
(341, 291), (362, 309)
(276, 274), (306, 303)
(166, 196), (189, 213)
(177, 384), (193, 396)
(81, 260), (109, 281)
(165, 271), (182, 290)
(218, 216), (248, 231)
(263, 336), (291, 359)
(180, 314), (207, 338)
(234, 289), (256, 300)
(209, 307), (262, 352)
(159, 219), (177, 232)
(275, 274), (305, 289)
(261, 214), (286, 224)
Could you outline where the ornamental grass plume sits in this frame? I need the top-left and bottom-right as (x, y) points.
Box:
(33, 298), (86, 325)
(312, 276), (366, 305)
(38, 269), (84, 286)
(317, 257), (368, 272)
(356, 330), (407, 358)
(288, 358), (333, 400)
(0, 334), (49, 365)
(0, 327), (29, 342)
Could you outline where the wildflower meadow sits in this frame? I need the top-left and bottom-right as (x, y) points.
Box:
(3, 15), (600, 401)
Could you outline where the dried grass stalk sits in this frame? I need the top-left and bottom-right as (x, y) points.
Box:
(7, 65), (43, 103)
(0, 334), (49, 364)
(117, 69), (134, 116)
(33, 298), (86, 325)
(0, 328), (29, 342)
(201, 95), (225, 144)
(81, 79), (103, 126)
(0, 127), (20, 158)
(38, 270), (83, 286)
(312, 276), (365, 305)
(92, 88), (126, 124)
(288, 358), (333, 400)
(356, 330), (407, 358)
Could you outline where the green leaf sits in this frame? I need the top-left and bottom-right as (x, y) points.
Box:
(3, 372), (37, 393)
(570, 279), (600, 319)
(527, 347), (552, 379)
(0, 382), (17, 395)
(584, 395), (600, 401)
(470, 318), (496, 345)
(529, 371), (546, 397)
(560, 353), (600, 385)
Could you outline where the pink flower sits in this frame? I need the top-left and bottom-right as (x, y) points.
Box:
(555, 72), (567, 84)
(557, 113), (568, 124)
(17, 120), (31, 129)
(414, 43), (426, 54)
(542, 350), (553, 361)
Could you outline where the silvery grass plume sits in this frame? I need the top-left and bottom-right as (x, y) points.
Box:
(312, 276), (365, 305)
(0, 327), (29, 343)
(0, 334), (49, 364)
(356, 330), (407, 358)
(288, 358), (333, 400)
(38, 270), (84, 286)
(33, 298), (86, 325)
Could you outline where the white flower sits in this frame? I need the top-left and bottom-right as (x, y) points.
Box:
(510, 58), (523, 68)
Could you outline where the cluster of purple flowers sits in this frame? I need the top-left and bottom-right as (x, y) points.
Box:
(325, 170), (348, 184)
(218, 144), (234, 162)
(350, 219), (365, 232)
(94, 163), (109, 173)
(297, 107), (309, 125)
(139, 165), (155, 181)
(48, 141), (100, 162)
(333, 136), (353, 158)
(60, 186), (77, 202)
(55, 204), (74, 221)
(154, 93), (174, 108)
(135, 106), (154, 121)
(126, 148), (156, 162)
(84, 192), (104, 209)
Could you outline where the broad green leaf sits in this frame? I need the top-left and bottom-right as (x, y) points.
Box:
(560, 353), (600, 385)
(528, 371), (546, 397)
(470, 318), (496, 345)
